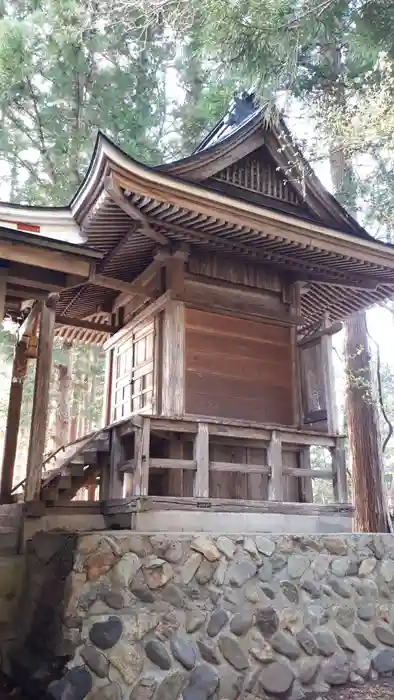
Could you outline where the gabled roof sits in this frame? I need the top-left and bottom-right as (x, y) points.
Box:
(1, 92), (394, 342)
(159, 91), (373, 242)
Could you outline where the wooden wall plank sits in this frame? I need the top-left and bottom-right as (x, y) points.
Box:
(185, 307), (293, 425)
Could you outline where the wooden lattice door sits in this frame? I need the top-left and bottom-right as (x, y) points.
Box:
(111, 321), (154, 422)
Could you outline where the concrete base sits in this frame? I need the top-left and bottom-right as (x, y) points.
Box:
(22, 513), (106, 545)
(135, 509), (353, 533)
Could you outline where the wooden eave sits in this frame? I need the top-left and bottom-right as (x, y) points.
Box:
(67, 135), (394, 329)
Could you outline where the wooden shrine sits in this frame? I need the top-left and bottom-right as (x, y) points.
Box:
(1, 92), (394, 533)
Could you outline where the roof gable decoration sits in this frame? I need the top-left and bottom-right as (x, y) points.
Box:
(209, 145), (309, 211)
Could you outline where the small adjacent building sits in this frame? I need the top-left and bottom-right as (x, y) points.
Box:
(1, 92), (394, 533)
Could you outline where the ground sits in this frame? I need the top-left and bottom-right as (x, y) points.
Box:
(326, 680), (394, 700)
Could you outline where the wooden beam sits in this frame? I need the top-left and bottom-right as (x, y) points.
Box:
(0, 339), (29, 502)
(7, 262), (67, 291)
(18, 301), (41, 342)
(55, 315), (119, 334)
(105, 174), (168, 245)
(194, 423), (209, 497)
(0, 238), (91, 276)
(267, 431), (283, 501)
(298, 321), (343, 348)
(112, 253), (167, 312)
(25, 294), (59, 501)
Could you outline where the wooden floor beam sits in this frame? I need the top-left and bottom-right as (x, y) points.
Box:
(25, 295), (58, 502)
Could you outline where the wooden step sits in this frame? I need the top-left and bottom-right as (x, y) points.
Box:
(81, 449), (98, 465)
(58, 474), (72, 491)
(69, 462), (86, 477)
(42, 487), (60, 503)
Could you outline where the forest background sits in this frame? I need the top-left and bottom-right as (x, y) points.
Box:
(0, 0), (394, 504)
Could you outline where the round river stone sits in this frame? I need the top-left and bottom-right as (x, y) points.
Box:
(170, 635), (196, 670)
(145, 639), (172, 670)
(89, 616), (122, 650)
(259, 661), (294, 695)
(255, 606), (279, 638)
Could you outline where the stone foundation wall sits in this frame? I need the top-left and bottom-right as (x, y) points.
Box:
(13, 531), (394, 699)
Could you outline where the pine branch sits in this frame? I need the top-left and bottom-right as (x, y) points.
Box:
(25, 76), (58, 184)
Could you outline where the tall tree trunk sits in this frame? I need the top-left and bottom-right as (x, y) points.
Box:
(345, 313), (386, 531)
(326, 43), (387, 531)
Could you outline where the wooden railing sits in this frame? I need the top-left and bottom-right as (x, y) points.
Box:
(104, 415), (349, 505)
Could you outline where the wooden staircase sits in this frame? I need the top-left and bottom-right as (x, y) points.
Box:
(37, 430), (110, 506)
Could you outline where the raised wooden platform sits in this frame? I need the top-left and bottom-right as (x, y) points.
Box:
(102, 496), (354, 533)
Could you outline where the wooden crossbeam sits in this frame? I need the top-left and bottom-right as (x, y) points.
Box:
(112, 251), (168, 312)
(0, 238), (91, 276)
(104, 174), (168, 245)
(298, 321), (343, 348)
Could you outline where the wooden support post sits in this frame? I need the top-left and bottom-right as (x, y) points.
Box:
(268, 431), (283, 501)
(0, 268), (7, 323)
(194, 423), (209, 498)
(108, 428), (125, 499)
(299, 447), (313, 503)
(165, 251), (186, 300)
(133, 417), (151, 496)
(331, 438), (348, 503)
(25, 295), (58, 502)
(162, 300), (185, 416)
(98, 449), (110, 501)
(167, 436), (184, 496)
(321, 312), (339, 434)
(102, 349), (113, 427)
(0, 338), (28, 502)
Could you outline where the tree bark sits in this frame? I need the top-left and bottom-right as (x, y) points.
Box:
(345, 312), (387, 531)
(326, 42), (387, 531)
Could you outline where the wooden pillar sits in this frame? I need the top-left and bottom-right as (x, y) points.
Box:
(0, 338), (28, 502)
(133, 417), (150, 496)
(108, 427), (125, 499)
(321, 312), (338, 434)
(102, 349), (113, 426)
(25, 295), (58, 502)
(331, 438), (348, 503)
(299, 447), (313, 503)
(268, 431), (283, 501)
(0, 268), (7, 323)
(168, 436), (184, 496)
(161, 300), (185, 416)
(194, 422), (209, 498)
